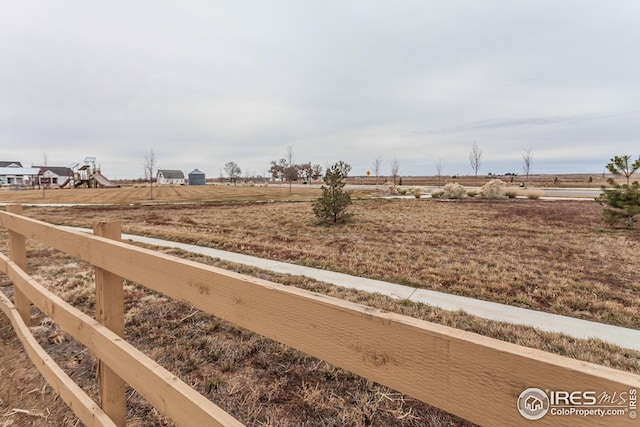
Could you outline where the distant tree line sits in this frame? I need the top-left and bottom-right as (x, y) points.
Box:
(269, 159), (323, 183)
(217, 141), (539, 187)
(268, 156), (352, 184)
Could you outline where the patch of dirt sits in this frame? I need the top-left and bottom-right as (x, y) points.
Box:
(0, 309), (81, 427)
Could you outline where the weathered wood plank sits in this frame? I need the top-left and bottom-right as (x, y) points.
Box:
(93, 221), (126, 427)
(5, 204), (30, 324)
(0, 288), (117, 427)
(0, 251), (244, 427)
(1, 209), (638, 426)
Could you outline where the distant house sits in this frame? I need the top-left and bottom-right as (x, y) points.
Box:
(157, 170), (186, 185)
(33, 166), (73, 187)
(0, 161), (40, 187)
(0, 161), (23, 168)
(188, 169), (206, 186)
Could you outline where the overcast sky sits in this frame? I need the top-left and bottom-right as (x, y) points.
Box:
(2, 1), (639, 179)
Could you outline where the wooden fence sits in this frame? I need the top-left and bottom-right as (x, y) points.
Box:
(0, 204), (638, 426)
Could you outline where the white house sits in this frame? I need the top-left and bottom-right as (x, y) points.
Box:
(156, 170), (186, 185)
(34, 166), (73, 187)
(0, 161), (41, 187)
(0, 161), (23, 168)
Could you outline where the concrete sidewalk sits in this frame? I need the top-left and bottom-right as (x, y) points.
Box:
(68, 227), (640, 351)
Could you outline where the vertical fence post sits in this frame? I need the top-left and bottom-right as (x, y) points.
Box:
(93, 221), (126, 427)
(7, 204), (30, 325)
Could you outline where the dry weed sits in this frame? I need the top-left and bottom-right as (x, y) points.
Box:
(525, 188), (544, 199)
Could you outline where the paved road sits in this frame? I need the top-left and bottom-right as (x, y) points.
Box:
(67, 227), (640, 352)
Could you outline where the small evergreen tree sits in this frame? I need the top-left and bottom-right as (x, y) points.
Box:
(313, 163), (353, 224)
(606, 155), (640, 186)
(598, 180), (640, 228)
(597, 155), (640, 228)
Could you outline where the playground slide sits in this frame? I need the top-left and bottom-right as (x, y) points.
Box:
(92, 172), (120, 188)
(59, 178), (70, 188)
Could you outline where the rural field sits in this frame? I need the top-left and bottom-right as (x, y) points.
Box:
(0, 184), (639, 426)
(0, 182), (336, 205)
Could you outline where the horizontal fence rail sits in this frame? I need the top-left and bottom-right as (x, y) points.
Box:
(0, 204), (638, 426)
(0, 286), (117, 427)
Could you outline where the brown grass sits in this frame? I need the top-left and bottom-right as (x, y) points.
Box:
(26, 198), (640, 328)
(2, 243), (478, 427)
(0, 183), (376, 205)
(2, 193), (640, 426)
(524, 188), (544, 199)
(1, 240), (638, 427)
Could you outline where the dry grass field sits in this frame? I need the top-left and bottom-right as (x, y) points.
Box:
(22, 191), (640, 328)
(0, 183), (333, 205)
(1, 184), (639, 426)
(1, 240), (638, 427)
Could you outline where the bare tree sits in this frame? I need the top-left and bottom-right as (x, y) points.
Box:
(469, 141), (483, 177)
(269, 159), (287, 182)
(335, 160), (352, 178)
(40, 152), (50, 197)
(224, 161), (242, 185)
(298, 162), (313, 182)
(522, 147), (534, 181)
(144, 149), (157, 200)
(285, 146), (295, 195)
(390, 158), (400, 186)
(311, 164), (323, 181)
(435, 156), (444, 185)
(372, 156), (382, 188)
(286, 145), (294, 166)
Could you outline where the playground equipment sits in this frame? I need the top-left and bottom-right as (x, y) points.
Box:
(66, 157), (119, 188)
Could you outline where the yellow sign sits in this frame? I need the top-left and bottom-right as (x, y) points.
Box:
(366, 170), (371, 177)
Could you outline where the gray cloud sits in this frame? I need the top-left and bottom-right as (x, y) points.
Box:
(418, 112), (634, 135)
(1, 1), (639, 179)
